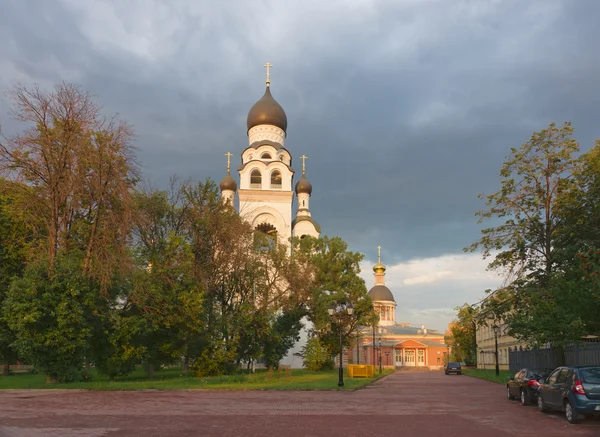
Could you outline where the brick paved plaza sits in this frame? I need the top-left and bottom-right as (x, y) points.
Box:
(1, 371), (599, 436)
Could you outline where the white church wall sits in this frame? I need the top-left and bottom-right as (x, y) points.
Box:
(293, 220), (319, 239)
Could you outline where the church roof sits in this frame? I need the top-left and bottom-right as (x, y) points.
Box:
(358, 324), (442, 336)
(295, 175), (312, 195)
(237, 160), (295, 173)
(219, 172), (237, 192)
(368, 285), (395, 302)
(292, 215), (321, 233)
(247, 140), (285, 150)
(247, 86), (287, 133)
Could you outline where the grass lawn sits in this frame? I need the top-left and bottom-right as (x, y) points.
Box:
(462, 368), (513, 384)
(0, 367), (394, 391)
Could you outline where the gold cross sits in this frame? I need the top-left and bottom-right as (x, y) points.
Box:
(377, 245), (382, 263)
(264, 62), (272, 86)
(225, 152), (232, 172)
(300, 155), (308, 175)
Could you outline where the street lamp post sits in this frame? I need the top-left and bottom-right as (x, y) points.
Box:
(378, 338), (383, 374)
(328, 301), (354, 387)
(493, 325), (500, 376)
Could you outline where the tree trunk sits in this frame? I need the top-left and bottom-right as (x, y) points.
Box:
(183, 357), (189, 375)
(46, 375), (58, 384)
(147, 363), (154, 379)
(2, 362), (9, 376)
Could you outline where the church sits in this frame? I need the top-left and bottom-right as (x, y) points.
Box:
(219, 62), (320, 243)
(220, 64), (448, 369)
(348, 247), (448, 369)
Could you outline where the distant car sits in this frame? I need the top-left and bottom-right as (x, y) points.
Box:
(445, 362), (461, 375)
(537, 366), (600, 424)
(506, 368), (550, 406)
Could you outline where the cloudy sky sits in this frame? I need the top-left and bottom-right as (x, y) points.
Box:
(2, 0), (600, 331)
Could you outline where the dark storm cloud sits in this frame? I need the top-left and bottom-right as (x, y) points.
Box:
(2, 0), (600, 264)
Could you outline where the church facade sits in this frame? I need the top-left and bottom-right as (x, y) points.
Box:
(219, 64), (319, 368)
(219, 63), (320, 244)
(348, 249), (449, 369)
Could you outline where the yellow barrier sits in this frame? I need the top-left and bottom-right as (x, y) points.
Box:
(347, 364), (375, 378)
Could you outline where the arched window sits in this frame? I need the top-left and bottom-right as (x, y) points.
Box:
(270, 170), (282, 188)
(250, 169), (262, 188)
(255, 223), (277, 250)
(261, 152), (272, 160)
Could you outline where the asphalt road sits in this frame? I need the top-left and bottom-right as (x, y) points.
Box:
(1, 370), (599, 436)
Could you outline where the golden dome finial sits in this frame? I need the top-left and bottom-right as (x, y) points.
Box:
(373, 245), (386, 273)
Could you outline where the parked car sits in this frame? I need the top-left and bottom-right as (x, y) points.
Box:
(445, 362), (461, 375)
(506, 368), (550, 406)
(537, 366), (600, 424)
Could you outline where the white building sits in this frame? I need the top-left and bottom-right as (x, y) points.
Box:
(219, 63), (320, 243)
(219, 64), (320, 368)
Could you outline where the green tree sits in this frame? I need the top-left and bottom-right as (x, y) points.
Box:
(295, 235), (377, 356)
(0, 180), (28, 375)
(447, 304), (479, 365)
(4, 255), (96, 382)
(467, 122), (580, 281)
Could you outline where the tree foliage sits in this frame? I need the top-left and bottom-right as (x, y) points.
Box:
(467, 122), (600, 346)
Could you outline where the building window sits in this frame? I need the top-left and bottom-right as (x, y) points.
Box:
(270, 170), (282, 189)
(255, 223), (277, 250)
(250, 169), (262, 188)
(261, 152), (272, 160)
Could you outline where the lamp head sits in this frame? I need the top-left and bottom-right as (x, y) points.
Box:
(346, 302), (354, 315)
(328, 303), (336, 316)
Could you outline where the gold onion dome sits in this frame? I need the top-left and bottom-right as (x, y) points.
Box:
(220, 172), (237, 192)
(295, 175), (312, 195)
(373, 261), (386, 274)
(247, 86), (288, 133)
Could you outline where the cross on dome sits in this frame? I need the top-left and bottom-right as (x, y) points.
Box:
(225, 152), (233, 172)
(264, 62), (272, 86)
(300, 155), (308, 175)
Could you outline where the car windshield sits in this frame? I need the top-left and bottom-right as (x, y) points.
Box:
(448, 362), (460, 367)
(580, 367), (600, 383)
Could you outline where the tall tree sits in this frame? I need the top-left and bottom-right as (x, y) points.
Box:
(0, 82), (138, 287)
(466, 122), (580, 282)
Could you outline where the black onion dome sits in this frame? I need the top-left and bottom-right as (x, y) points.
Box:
(368, 285), (395, 302)
(247, 87), (287, 133)
(295, 175), (312, 195)
(220, 172), (237, 192)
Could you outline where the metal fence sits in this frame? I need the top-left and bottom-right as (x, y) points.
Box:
(508, 340), (600, 374)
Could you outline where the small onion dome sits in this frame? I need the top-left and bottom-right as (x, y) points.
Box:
(368, 285), (395, 302)
(247, 87), (287, 133)
(220, 172), (237, 192)
(373, 260), (386, 274)
(295, 175), (312, 195)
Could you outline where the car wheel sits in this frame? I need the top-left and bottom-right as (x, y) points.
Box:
(565, 400), (582, 424)
(520, 389), (530, 406)
(538, 394), (547, 412)
(507, 386), (514, 400)
(457, 372), (461, 375)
